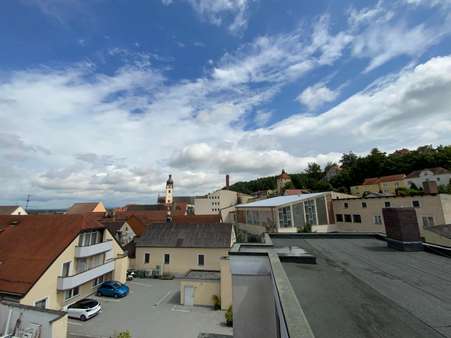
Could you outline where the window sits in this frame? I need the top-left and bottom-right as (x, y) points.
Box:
(344, 214), (352, 222)
(384, 201), (391, 208)
(79, 231), (101, 247)
(93, 275), (104, 287)
(336, 214), (343, 222)
(34, 298), (47, 309)
(422, 216), (434, 227)
(278, 206), (292, 228)
(362, 202), (367, 208)
(304, 200), (317, 226)
(164, 254), (170, 264)
(64, 286), (79, 301)
(344, 203), (348, 208)
(62, 262), (71, 277)
(353, 214), (362, 223)
(374, 215), (382, 224)
(144, 253), (150, 264)
(198, 254), (205, 266)
(412, 200), (420, 208)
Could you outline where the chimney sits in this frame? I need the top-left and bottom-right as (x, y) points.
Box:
(382, 207), (423, 251)
(226, 174), (230, 188)
(423, 181), (438, 195)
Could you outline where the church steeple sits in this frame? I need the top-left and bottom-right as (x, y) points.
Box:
(165, 174), (173, 205)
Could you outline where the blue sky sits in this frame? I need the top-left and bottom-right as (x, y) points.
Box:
(1, 0), (451, 208)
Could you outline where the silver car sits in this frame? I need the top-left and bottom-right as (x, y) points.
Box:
(66, 298), (101, 321)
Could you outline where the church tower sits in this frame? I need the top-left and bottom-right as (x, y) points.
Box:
(165, 174), (174, 205)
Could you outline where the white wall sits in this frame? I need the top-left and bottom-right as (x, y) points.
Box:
(405, 171), (451, 188)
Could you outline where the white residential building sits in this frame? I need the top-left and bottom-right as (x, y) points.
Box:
(405, 167), (450, 189)
(194, 189), (252, 222)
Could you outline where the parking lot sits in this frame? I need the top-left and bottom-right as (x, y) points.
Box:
(67, 278), (232, 338)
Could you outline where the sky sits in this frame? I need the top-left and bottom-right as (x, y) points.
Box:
(1, 0), (451, 208)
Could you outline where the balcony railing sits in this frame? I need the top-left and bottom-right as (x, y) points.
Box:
(74, 240), (113, 258)
(57, 260), (114, 290)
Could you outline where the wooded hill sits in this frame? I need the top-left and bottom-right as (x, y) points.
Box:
(229, 145), (451, 195)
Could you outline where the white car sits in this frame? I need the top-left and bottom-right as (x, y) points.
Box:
(66, 298), (101, 321)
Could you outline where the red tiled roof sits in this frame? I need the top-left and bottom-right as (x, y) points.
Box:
(362, 177), (380, 185)
(66, 202), (103, 214)
(284, 189), (310, 196)
(0, 215), (105, 296)
(125, 215), (146, 236)
(114, 210), (169, 224)
(362, 174), (406, 185)
(379, 174), (406, 183)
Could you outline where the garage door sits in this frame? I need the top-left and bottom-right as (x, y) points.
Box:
(184, 286), (194, 306)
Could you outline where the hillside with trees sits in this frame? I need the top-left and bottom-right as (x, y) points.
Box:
(229, 145), (451, 195)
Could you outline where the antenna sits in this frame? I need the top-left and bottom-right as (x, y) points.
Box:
(25, 194), (31, 210)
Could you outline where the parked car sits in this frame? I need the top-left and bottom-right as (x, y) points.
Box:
(66, 298), (101, 321)
(97, 280), (129, 298)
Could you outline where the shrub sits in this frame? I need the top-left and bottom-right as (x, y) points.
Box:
(212, 295), (221, 310)
(116, 331), (131, 338)
(225, 306), (233, 327)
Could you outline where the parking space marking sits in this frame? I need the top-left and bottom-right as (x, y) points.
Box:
(130, 281), (153, 288)
(171, 305), (191, 313)
(68, 321), (83, 326)
(96, 297), (121, 303)
(153, 289), (174, 307)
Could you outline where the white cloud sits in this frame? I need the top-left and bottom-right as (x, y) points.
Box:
(297, 84), (339, 110)
(2, 7), (451, 207)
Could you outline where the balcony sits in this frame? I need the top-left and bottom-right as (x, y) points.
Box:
(57, 260), (114, 290)
(75, 240), (113, 258)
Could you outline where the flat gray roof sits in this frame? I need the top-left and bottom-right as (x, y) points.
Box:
(271, 236), (451, 338)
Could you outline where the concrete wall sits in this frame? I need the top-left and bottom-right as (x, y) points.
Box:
(440, 194), (451, 224)
(180, 280), (219, 306)
(332, 195), (448, 234)
(134, 247), (229, 276)
(220, 257), (232, 310)
(20, 229), (127, 310)
(0, 301), (67, 338)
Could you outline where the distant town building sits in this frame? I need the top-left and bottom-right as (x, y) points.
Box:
(276, 169), (291, 195)
(351, 174), (407, 196)
(405, 167), (450, 189)
(100, 215), (146, 246)
(0, 205), (28, 215)
(332, 194), (451, 244)
(235, 192), (355, 234)
(324, 164), (342, 181)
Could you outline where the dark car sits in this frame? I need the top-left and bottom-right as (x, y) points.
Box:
(97, 281), (129, 298)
